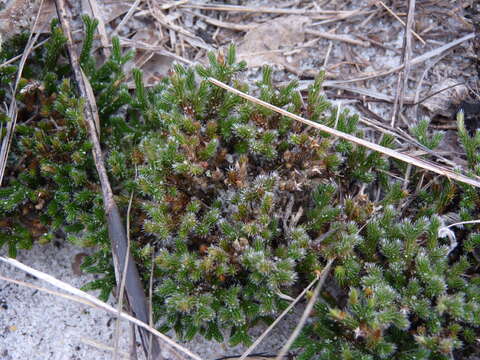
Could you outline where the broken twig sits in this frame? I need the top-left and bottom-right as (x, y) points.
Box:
(52, 0), (160, 358)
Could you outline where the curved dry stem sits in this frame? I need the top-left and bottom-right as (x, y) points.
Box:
(275, 258), (335, 360)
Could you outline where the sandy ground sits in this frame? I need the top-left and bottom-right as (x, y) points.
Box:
(0, 242), (134, 360)
(0, 241), (304, 360)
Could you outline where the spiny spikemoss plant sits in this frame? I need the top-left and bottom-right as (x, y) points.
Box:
(0, 17), (479, 357)
(294, 209), (480, 359)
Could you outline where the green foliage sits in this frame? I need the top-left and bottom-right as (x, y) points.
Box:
(296, 208), (480, 359)
(0, 20), (112, 295)
(409, 118), (444, 150)
(0, 33), (28, 100)
(457, 110), (480, 175)
(1, 17), (479, 357)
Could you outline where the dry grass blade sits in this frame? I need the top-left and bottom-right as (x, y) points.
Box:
(161, 0), (189, 10)
(413, 53), (449, 119)
(0, 0), (44, 186)
(147, 1), (214, 53)
(445, 219), (480, 229)
(208, 77), (480, 188)
(0, 38), (49, 69)
(0, 103), (18, 186)
(180, 3), (349, 15)
(111, 0), (142, 37)
(294, 33), (473, 89)
(184, 10), (257, 31)
(80, 68), (101, 137)
(238, 275), (320, 360)
(0, 256), (203, 360)
(305, 29), (369, 47)
(356, 116), (458, 168)
(376, 0), (425, 45)
(390, 0), (416, 127)
(310, 9), (373, 25)
(326, 84), (414, 103)
(147, 3), (199, 40)
(80, 337), (131, 359)
(148, 252), (155, 360)
(275, 259), (334, 360)
(299, 81), (465, 106)
(129, 322), (139, 360)
(118, 37), (193, 64)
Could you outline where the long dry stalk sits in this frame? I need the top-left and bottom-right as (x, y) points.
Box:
(52, 1), (160, 358)
(208, 78), (480, 188)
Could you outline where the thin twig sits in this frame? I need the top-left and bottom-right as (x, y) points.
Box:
(444, 219), (480, 228)
(0, 257), (203, 360)
(209, 77), (480, 188)
(80, 337), (130, 359)
(238, 275), (320, 360)
(390, 0), (416, 127)
(184, 10), (257, 31)
(275, 259), (334, 360)
(0, 38), (49, 69)
(52, 1), (159, 357)
(180, 3), (355, 16)
(305, 29), (369, 47)
(376, 0), (425, 44)
(113, 180), (136, 360)
(111, 0), (143, 37)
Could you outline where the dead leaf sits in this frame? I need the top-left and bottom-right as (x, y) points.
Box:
(99, 0), (133, 24)
(124, 29), (174, 85)
(72, 252), (89, 276)
(237, 15), (311, 68)
(421, 78), (468, 117)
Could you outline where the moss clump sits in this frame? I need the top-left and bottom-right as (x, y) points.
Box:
(1, 18), (479, 357)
